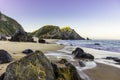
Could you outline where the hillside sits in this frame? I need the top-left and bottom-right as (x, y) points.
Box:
(32, 25), (85, 40)
(0, 12), (24, 36)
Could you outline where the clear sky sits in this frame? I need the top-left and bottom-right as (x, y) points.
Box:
(0, 0), (120, 39)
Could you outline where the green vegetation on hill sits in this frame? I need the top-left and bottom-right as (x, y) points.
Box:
(61, 26), (71, 31)
(32, 25), (85, 40)
(0, 12), (24, 36)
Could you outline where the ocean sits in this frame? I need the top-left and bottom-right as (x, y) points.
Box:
(56, 40), (120, 53)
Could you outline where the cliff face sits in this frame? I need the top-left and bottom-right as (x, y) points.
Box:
(0, 12), (24, 36)
(32, 25), (85, 40)
(60, 27), (84, 40)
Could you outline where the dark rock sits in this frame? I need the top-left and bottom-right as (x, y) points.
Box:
(106, 57), (120, 62)
(72, 47), (84, 55)
(10, 30), (35, 42)
(0, 50), (12, 64)
(72, 47), (94, 60)
(22, 49), (33, 54)
(0, 73), (5, 80)
(52, 59), (82, 80)
(3, 50), (55, 80)
(79, 60), (85, 67)
(94, 43), (100, 45)
(86, 37), (90, 40)
(38, 39), (46, 43)
(0, 36), (7, 41)
(58, 59), (68, 64)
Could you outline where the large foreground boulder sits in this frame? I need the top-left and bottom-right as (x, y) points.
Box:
(3, 50), (55, 80)
(0, 50), (12, 64)
(52, 59), (82, 80)
(72, 47), (94, 60)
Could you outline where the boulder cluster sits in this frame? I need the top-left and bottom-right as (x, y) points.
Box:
(0, 50), (82, 80)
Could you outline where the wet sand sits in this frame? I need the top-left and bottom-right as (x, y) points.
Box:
(84, 63), (120, 80)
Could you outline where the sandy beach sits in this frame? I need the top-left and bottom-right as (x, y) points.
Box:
(0, 39), (64, 75)
(0, 40), (120, 80)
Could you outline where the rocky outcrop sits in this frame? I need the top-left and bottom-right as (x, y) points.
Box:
(0, 50), (13, 64)
(32, 25), (85, 40)
(3, 50), (55, 80)
(52, 59), (82, 80)
(10, 30), (35, 42)
(72, 47), (94, 60)
(61, 27), (84, 40)
(0, 12), (24, 36)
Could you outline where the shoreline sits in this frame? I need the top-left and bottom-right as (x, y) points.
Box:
(0, 40), (120, 80)
(55, 44), (120, 80)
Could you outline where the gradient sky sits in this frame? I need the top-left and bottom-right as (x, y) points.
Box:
(0, 0), (120, 39)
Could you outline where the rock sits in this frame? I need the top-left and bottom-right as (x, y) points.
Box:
(58, 59), (68, 64)
(10, 30), (35, 42)
(72, 47), (84, 55)
(0, 35), (7, 41)
(3, 50), (55, 80)
(52, 59), (82, 80)
(79, 60), (85, 67)
(86, 37), (90, 40)
(72, 47), (94, 60)
(0, 50), (12, 64)
(0, 73), (5, 80)
(22, 49), (33, 54)
(106, 57), (120, 62)
(38, 39), (46, 43)
(94, 43), (100, 45)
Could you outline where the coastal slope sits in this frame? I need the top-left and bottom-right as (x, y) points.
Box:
(32, 25), (85, 40)
(0, 12), (24, 36)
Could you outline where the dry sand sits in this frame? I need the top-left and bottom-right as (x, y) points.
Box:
(84, 63), (120, 80)
(0, 39), (64, 75)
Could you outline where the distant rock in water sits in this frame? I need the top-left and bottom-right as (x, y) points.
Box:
(32, 25), (85, 40)
(3, 50), (55, 80)
(0, 50), (12, 64)
(94, 43), (100, 45)
(10, 30), (35, 42)
(0, 12), (24, 36)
